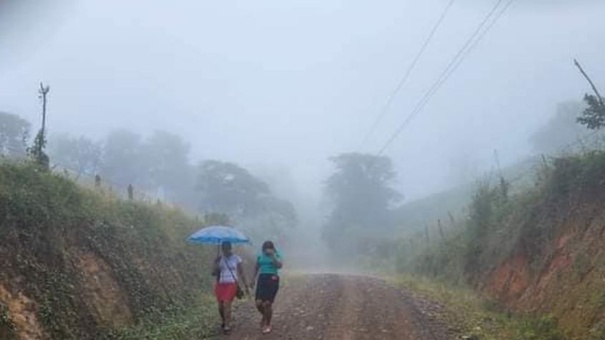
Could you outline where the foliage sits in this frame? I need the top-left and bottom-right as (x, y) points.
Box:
(48, 133), (102, 177)
(515, 316), (565, 340)
(0, 112), (30, 158)
(0, 302), (16, 340)
(27, 129), (49, 170)
(99, 130), (146, 188)
(142, 130), (193, 203)
(396, 150), (605, 339)
(400, 231), (467, 284)
(203, 212), (232, 225)
(543, 151), (605, 196)
(195, 160), (297, 242)
(393, 275), (566, 340)
(463, 177), (511, 277)
(577, 94), (605, 130)
(530, 101), (591, 154)
(196, 160), (270, 216)
(46, 129), (296, 242)
(101, 295), (219, 340)
(0, 162), (214, 338)
(322, 153), (401, 259)
(242, 195), (297, 242)
(48, 129), (197, 209)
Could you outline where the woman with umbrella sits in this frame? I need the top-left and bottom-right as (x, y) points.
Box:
(213, 241), (250, 333)
(187, 226), (251, 334)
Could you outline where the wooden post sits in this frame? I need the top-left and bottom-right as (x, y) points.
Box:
(448, 210), (456, 228)
(575, 59), (604, 106)
(38, 83), (50, 142)
(94, 175), (101, 188)
(127, 184), (134, 200)
(425, 224), (430, 244)
(437, 219), (445, 240)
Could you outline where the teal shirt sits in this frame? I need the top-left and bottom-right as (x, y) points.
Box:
(257, 251), (282, 275)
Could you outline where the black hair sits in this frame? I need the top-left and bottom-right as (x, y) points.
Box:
(261, 240), (275, 251)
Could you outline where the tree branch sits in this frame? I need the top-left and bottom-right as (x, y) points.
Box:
(574, 59), (604, 106)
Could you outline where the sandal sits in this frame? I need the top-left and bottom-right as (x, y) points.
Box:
(223, 325), (231, 334)
(262, 325), (272, 334)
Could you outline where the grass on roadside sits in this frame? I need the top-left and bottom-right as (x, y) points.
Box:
(101, 295), (219, 340)
(390, 275), (565, 340)
(105, 271), (307, 339)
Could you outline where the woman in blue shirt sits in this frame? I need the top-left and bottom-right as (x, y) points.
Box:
(253, 240), (283, 334)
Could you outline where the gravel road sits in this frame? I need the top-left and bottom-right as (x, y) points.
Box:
(213, 274), (455, 340)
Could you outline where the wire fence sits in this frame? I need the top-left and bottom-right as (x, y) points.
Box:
(54, 165), (166, 204)
(3, 127), (605, 236)
(398, 129), (605, 245)
(0, 144), (168, 206)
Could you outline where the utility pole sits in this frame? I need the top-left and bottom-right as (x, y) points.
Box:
(38, 82), (50, 146)
(30, 82), (51, 169)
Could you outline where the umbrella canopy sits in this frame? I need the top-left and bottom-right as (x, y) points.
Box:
(187, 225), (250, 245)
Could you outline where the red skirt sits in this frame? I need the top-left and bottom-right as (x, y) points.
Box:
(214, 282), (238, 302)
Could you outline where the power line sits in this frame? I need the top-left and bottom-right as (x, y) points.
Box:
(378, 0), (507, 155)
(357, 0), (457, 151)
(378, 0), (515, 155)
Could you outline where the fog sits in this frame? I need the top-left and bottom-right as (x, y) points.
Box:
(1, 0), (604, 206)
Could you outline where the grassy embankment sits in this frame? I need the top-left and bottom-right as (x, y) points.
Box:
(392, 151), (605, 339)
(0, 162), (226, 339)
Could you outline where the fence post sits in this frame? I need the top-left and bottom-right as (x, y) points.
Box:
(127, 184), (134, 200)
(95, 175), (101, 188)
(425, 224), (430, 244)
(448, 210), (456, 227)
(437, 219), (445, 240)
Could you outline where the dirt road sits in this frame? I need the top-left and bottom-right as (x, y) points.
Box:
(217, 274), (455, 340)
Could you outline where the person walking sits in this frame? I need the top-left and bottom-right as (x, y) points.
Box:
(213, 241), (249, 334)
(253, 241), (283, 334)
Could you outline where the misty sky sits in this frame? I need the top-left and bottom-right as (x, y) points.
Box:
(1, 0), (604, 201)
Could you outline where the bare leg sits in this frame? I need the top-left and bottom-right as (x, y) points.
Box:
(256, 300), (265, 314)
(264, 301), (273, 326)
(224, 301), (233, 329)
(218, 302), (225, 326)
(256, 300), (266, 326)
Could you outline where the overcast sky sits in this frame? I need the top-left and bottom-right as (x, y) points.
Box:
(1, 0), (604, 201)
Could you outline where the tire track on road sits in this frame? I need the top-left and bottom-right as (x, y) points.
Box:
(221, 274), (453, 340)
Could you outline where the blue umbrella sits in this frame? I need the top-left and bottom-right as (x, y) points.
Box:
(187, 225), (250, 245)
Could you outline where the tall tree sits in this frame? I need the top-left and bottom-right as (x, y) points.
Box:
(100, 130), (148, 188)
(244, 196), (297, 242)
(47, 133), (102, 178)
(0, 112), (31, 158)
(575, 60), (605, 130)
(322, 153), (401, 257)
(142, 130), (193, 202)
(29, 83), (50, 169)
(196, 160), (270, 217)
(577, 94), (605, 130)
(195, 160), (297, 242)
